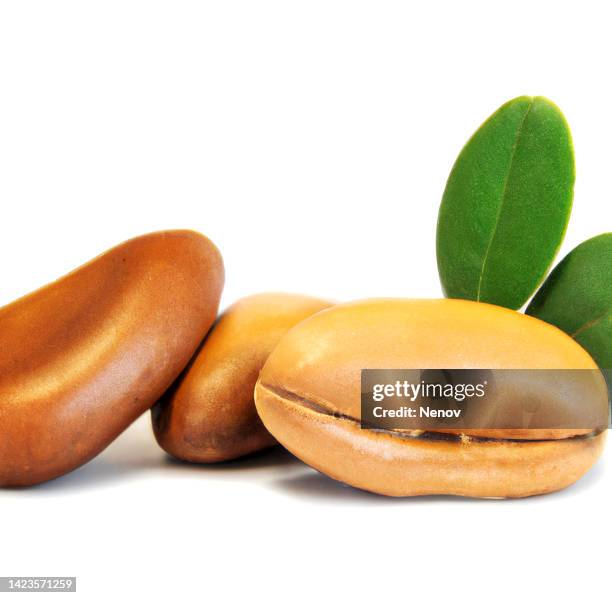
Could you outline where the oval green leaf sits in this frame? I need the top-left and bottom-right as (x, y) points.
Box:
(436, 96), (575, 309)
(526, 233), (612, 369)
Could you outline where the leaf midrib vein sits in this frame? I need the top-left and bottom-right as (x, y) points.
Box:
(476, 98), (534, 301)
(571, 309), (611, 338)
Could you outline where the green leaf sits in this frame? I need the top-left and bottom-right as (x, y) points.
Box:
(436, 96), (575, 309)
(526, 233), (612, 369)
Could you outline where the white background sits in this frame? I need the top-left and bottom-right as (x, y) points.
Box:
(0, 1), (610, 596)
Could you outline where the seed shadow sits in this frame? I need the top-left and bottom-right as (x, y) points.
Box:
(40, 445), (300, 493)
(163, 445), (301, 473)
(274, 471), (485, 504)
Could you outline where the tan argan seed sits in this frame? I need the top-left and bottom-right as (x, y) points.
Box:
(255, 299), (607, 498)
(152, 292), (332, 463)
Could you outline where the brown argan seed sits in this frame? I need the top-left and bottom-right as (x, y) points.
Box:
(0, 230), (224, 487)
